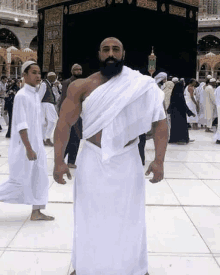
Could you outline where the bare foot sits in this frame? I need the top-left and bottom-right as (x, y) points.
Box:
(45, 139), (54, 146)
(30, 210), (55, 221)
(205, 128), (213, 133)
(68, 163), (77, 169)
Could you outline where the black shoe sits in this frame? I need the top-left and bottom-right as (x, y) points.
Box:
(0, 125), (2, 131)
(216, 140), (220, 144)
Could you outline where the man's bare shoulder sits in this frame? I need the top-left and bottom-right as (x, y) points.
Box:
(67, 71), (104, 101)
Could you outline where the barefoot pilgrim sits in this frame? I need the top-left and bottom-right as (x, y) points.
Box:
(0, 61), (54, 221)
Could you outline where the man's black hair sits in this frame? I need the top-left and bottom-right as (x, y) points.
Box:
(1, 76), (7, 80)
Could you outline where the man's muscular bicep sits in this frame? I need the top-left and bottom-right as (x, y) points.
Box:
(59, 80), (84, 127)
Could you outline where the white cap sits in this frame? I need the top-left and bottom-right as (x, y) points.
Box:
(210, 78), (216, 82)
(47, 72), (56, 76)
(180, 78), (185, 81)
(172, 77), (179, 82)
(154, 72), (167, 84)
(21, 61), (37, 74)
(206, 75), (212, 80)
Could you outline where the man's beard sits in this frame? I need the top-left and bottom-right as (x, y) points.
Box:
(100, 57), (124, 78)
(73, 74), (82, 79)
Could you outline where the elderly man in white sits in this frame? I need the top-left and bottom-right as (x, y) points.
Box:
(203, 78), (217, 132)
(38, 72), (59, 146)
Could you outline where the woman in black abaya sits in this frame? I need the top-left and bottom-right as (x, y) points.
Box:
(167, 81), (195, 145)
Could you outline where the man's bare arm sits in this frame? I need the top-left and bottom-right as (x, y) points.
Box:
(146, 118), (168, 183)
(54, 79), (84, 165)
(152, 118), (169, 163)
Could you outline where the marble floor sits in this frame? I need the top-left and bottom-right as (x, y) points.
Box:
(0, 118), (220, 275)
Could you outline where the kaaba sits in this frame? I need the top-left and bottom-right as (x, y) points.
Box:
(37, 0), (199, 79)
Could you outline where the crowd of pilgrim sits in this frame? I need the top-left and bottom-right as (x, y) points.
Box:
(1, 69), (220, 152)
(154, 72), (220, 145)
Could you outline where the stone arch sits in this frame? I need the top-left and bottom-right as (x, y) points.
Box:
(11, 57), (23, 78)
(199, 63), (211, 81)
(0, 55), (7, 76)
(0, 28), (20, 49)
(198, 35), (220, 54)
(0, 25), (37, 50)
(29, 36), (38, 51)
(198, 32), (220, 42)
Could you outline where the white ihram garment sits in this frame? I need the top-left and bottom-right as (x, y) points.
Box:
(184, 86), (198, 123)
(72, 66), (166, 275)
(196, 83), (206, 125)
(204, 85), (216, 128)
(0, 84), (48, 206)
(38, 82), (58, 140)
(213, 86), (220, 141)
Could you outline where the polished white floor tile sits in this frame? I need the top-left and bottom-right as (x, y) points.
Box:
(146, 206), (209, 253)
(145, 161), (197, 179)
(0, 204), (30, 247)
(9, 203), (73, 251)
(0, 158), (8, 168)
(0, 249), (4, 258)
(196, 151), (220, 163)
(184, 207), (220, 254)
(148, 150), (208, 163)
(49, 180), (74, 203)
(211, 162), (220, 171)
(184, 163), (220, 179)
(203, 180), (220, 198)
(0, 146), (9, 158)
(167, 179), (220, 206)
(148, 255), (220, 275)
(0, 251), (71, 275)
(0, 203), (31, 222)
(215, 257), (220, 266)
(0, 221), (26, 248)
(0, 163), (9, 174)
(163, 162), (197, 179)
(145, 179), (180, 205)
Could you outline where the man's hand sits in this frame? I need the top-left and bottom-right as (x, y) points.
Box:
(145, 160), (164, 183)
(53, 162), (72, 184)
(26, 148), (37, 161)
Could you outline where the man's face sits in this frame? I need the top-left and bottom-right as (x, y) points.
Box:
(47, 75), (57, 83)
(210, 81), (216, 88)
(2, 78), (7, 84)
(72, 66), (82, 78)
(24, 65), (41, 87)
(99, 39), (125, 78)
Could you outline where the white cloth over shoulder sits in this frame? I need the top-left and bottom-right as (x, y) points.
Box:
(184, 86), (198, 123)
(0, 84), (49, 205)
(81, 66), (166, 162)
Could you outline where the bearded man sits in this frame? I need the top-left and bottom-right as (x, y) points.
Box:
(53, 37), (168, 275)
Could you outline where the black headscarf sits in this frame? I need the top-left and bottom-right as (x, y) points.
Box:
(167, 82), (194, 117)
